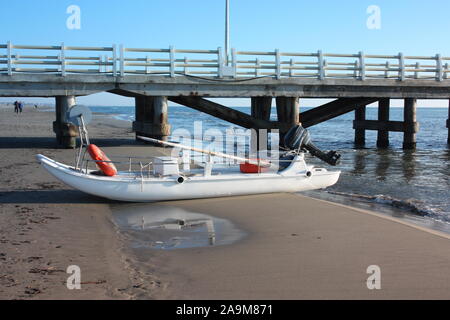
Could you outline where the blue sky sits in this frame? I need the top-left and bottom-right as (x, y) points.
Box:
(2, 0), (450, 107)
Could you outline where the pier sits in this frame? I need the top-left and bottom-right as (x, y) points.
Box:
(1, 42), (450, 148)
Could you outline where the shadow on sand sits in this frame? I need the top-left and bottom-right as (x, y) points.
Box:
(0, 136), (142, 149)
(0, 189), (118, 204)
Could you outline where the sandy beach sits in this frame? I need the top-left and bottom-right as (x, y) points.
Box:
(0, 105), (449, 300)
(0, 105), (168, 299)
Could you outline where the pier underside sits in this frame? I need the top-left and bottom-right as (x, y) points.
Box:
(2, 74), (450, 98)
(0, 74), (449, 149)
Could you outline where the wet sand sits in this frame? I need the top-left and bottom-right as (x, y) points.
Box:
(134, 195), (449, 299)
(0, 104), (449, 299)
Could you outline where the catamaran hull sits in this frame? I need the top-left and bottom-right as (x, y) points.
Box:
(36, 154), (340, 202)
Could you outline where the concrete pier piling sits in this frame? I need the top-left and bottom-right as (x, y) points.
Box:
(250, 96), (272, 152)
(133, 96), (171, 141)
(377, 99), (390, 148)
(251, 97), (272, 121)
(403, 98), (417, 149)
(52, 96), (77, 148)
(275, 97), (299, 144)
(354, 106), (366, 146)
(353, 98), (419, 149)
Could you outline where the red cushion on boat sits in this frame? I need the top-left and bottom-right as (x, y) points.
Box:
(239, 160), (269, 174)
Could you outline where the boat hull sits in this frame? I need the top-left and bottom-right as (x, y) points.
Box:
(36, 154), (340, 202)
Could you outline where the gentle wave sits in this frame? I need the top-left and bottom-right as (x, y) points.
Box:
(326, 190), (448, 222)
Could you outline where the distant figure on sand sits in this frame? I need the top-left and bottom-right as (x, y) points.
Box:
(18, 102), (23, 113)
(13, 101), (19, 114)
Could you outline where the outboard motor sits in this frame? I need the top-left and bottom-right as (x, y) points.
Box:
(283, 125), (341, 166)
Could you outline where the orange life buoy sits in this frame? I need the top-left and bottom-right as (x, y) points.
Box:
(87, 144), (117, 176)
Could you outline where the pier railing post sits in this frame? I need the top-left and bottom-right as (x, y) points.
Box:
(317, 50), (324, 80)
(60, 42), (66, 77)
(359, 51), (365, 80)
(414, 62), (420, 79)
(255, 58), (260, 77)
(98, 55), (102, 73)
(377, 99), (390, 148)
(119, 44), (124, 77)
(436, 54), (443, 81)
(218, 47), (224, 78)
(145, 56), (153, 74)
(183, 57), (187, 75)
(231, 48), (237, 78)
(289, 58), (294, 77)
(354, 60), (359, 78)
(384, 61), (390, 78)
(275, 49), (281, 79)
(403, 98), (417, 149)
(112, 44), (117, 76)
(169, 45), (175, 77)
(398, 52), (405, 81)
(7, 41), (12, 76)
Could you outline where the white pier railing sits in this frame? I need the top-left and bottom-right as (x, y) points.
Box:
(1, 42), (449, 81)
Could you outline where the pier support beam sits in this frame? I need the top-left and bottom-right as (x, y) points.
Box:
(403, 98), (417, 149)
(354, 106), (366, 146)
(52, 96), (77, 148)
(169, 96), (283, 130)
(133, 96), (171, 141)
(302, 98), (378, 128)
(275, 97), (299, 144)
(377, 99), (390, 148)
(250, 97), (272, 152)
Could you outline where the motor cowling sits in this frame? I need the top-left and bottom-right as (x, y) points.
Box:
(283, 125), (341, 166)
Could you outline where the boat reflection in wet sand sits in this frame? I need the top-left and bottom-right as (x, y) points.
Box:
(112, 204), (246, 249)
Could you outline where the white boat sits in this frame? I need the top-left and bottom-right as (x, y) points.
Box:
(36, 105), (341, 202)
(36, 153), (340, 202)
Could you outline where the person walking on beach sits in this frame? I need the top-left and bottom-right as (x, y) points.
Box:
(13, 101), (19, 114)
(18, 102), (23, 113)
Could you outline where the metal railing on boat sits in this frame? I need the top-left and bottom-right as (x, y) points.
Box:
(78, 154), (303, 176)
